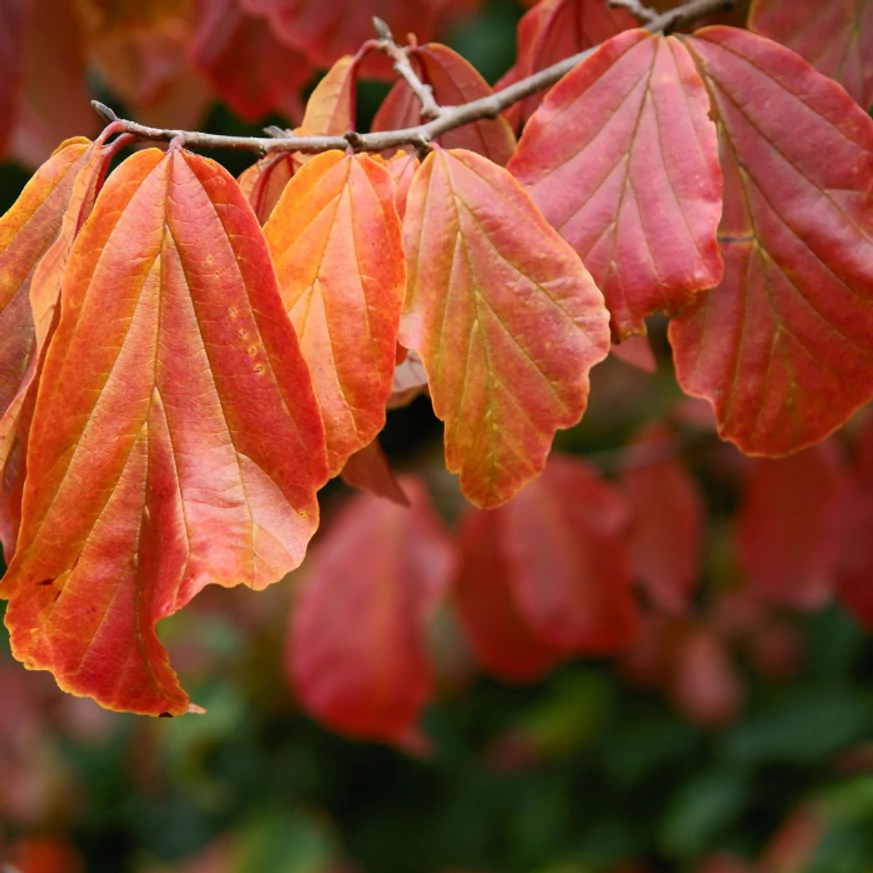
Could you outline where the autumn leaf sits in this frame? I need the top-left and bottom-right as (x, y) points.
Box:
(400, 148), (610, 508)
(1, 146), (329, 716)
(190, 0), (312, 122)
(505, 0), (635, 125)
(0, 135), (123, 558)
(340, 438), (410, 507)
(749, 0), (873, 109)
(238, 152), (297, 224)
(736, 443), (845, 611)
(242, 0), (438, 70)
(670, 27), (873, 456)
(453, 507), (566, 683)
(509, 29), (723, 340)
(287, 477), (454, 750)
(0, 0), (24, 157)
(265, 150), (406, 474)
(373, 152), (419, 220)
(299, 54), (359, 137)
(611, 334), (657, 373)
(620, 423), (704, 614)
(372, 44), (517, 166)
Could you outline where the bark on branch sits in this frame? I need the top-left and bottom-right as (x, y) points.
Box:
(92, 0), (734, 156)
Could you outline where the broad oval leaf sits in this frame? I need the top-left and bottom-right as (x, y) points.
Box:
(749, 0), (873, 109)
(372, 44), (517, 166)
(620, 423), (704, 614)
(265, 150), (406, 475)
(241, 0), (437, 70)
(288, 476), (454, 750)
(400, 149), (611, 508)
(509, 29), (723, 339)
(669, 27), (873, 455)
(453, 508), (565, 683)
(190, 0), (312, 122)
(300, 54), (358, 137)
(501, 454), (640, 654)
(0, 147), (329, 716)
(0, 135), (121, 558)
(737, 443), (845, 611)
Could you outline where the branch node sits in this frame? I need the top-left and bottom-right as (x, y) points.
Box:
(91, 100), (118, 124)
(344, 130), (366, 152)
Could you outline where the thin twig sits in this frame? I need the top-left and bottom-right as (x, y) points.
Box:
(94, 0), (734, 156)
(609, 0), (660, 25)
(373, 18), (445, 120)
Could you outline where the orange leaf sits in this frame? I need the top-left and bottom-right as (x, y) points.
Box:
(287, 477), (454, 750)
(737, 443), (845, 610)
(399, 149), (610, 508)
(670, 27), (873, 455)
(373, 152), (419, 220)
(372, 44), (517, 166)
(453, 508), (565, 683)
(0, 146), (329, 716)
(0, 135), (121, 558)
(299, 54), (358, 137)
(340, 438), (410, 507)
(190, 0), (312, 122)
(265, 151), (406, 474)
(750, 0), (873, 109)
(620, 423), (704, 614)
(509, 29), (723, 339)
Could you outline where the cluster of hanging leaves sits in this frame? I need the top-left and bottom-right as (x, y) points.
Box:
(2, 0), (873, 731)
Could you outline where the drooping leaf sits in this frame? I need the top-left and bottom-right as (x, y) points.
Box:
(299, 54), (358, 137)
(1, 146), (329, 716)
(669, 27), (873, 455)
(506, 0), (635, 125)
(0, 135), (122, 559)
(190, 0), (312, 122)
(736, 443), (845, 611)
(10, 0), (97, 167)
(509, 29), (723, 339)
(400, 149), (611, 508)
(238, 152), (297, 224)
(373, 152), (419, 220)
(500, 454), (639, 654)
(749, 0), (873, 109)
(453, 506), (566, 683)
(620, 423), (704, 614)
(265, 150), (406, 474)
(288, 477), (454, 750)
(372, 44), (517, 166)
(241, 0), (437, 70)
(611, 334), (657, 373)
(0, 0), (24, 157)
(340, 438), (410, 507)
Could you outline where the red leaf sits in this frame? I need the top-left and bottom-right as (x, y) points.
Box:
(502, 454), (639, 654)
(399, 149), (610, 508)
(340, 438), (410, 507)
(453, 507), (566, 683)
(190, 0), (313, 122)
(265, 151), (406, 474)
(238, 153), (297, 224)
(9, 0), (97, 168)
(750, 0), (873, 109)
(736, 443), (845, 610)
(611, 334), (657, 373)
(0, 136), (121, 559)
(372, 44), (517, 166)
(374, 152), (420, 220)
(620, 423), (704, 614)
(509, 0), (635, 124)
(299, 54), (359, 137)
(0, 0), (24, 157)
(0, 147), (329, 716)
(509, 29), (723, 339)
(669, 27), (873, 455)
(288, 477), (454, 749)
(242, 0), (437, 70)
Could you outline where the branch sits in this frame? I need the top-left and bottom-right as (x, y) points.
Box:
(94, 0), (734, 156)
(608, 0), (660, 25)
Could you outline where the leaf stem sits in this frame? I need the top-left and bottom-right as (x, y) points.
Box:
(93, 0), (734, 156)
